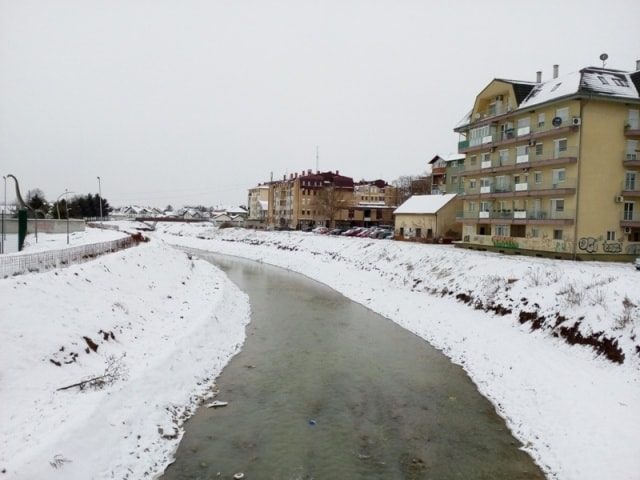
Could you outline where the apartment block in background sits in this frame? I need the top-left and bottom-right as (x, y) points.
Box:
(453, 61), (640, 259)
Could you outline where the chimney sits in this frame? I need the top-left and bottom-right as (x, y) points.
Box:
(553, 64), (559, 79)
(636, 59), (640, 71)
(283, 174), (286, 180)
(336, 170), (339, 175)
(307, 169), (311, 175)
(536, 71), (542, 83)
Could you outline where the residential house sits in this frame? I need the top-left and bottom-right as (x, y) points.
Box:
(393, 193), (461, 240)
(428, 154), (465, 194)
(453, 62), (640, 259)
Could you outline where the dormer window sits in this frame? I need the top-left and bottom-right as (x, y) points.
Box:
(612, 77), (629, 87)
(550, 83), (562, 92)
(598, 76), (609, 85)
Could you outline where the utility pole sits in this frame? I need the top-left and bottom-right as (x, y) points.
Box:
(1, 175), (5, 254)
(97, 176), (103, 220)
(316, 146), (319, 172)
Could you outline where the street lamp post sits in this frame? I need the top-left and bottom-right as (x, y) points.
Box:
(56, 190), (74, 244)
(97, 176), (103, 221)
(1, 175), (5, 254)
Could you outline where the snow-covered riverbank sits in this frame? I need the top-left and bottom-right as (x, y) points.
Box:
(153, 223), (640, 480)
(0, 238), (250, 479)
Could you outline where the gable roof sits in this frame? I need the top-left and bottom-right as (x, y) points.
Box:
(429, 153), (465, 164)
(393, 194), (457, 215)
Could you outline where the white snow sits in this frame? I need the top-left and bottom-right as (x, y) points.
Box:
(519, 71), (582, 109)
(152, 223), (640, 480)
(0, 238), (250, 479)
(394, 193), (457, 214)
(14, 227), (130, 255)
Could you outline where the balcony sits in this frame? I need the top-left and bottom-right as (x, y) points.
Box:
(458, 122), (579, 154)
(624, 120), (640, 138)
(622, 180), (640, 197)
(460, 146), (578, 175)
(457, 209), (575, 224)
(624, 152), (640, 168)
(621, 211), (640, 227)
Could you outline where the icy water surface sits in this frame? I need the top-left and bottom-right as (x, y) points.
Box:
(163, 253), (545, 480)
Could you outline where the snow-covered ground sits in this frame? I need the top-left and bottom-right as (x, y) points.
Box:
(0, 238), (250, 479)
(15, 227), (130, 254)
(153, 223), (640, 480)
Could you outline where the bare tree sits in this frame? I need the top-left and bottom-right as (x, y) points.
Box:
(392, 174), (432, 204)
(313, 186), (351, 228)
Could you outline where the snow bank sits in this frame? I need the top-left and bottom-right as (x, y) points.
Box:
(153, 223), (640, 480)
(0, 239), (250, 479)
(16, 227), (130, 254)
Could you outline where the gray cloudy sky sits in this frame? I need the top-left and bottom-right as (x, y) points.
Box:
(1, 0), (639, 208)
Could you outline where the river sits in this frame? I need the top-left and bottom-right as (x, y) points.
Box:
(162, 252), (545, 479)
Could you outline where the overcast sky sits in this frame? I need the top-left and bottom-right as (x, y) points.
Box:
(1, 0), (639, 208)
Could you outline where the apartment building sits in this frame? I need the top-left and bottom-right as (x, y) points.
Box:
(247, 185), (269, 223)
(454, 62), (640, 259)
(264, 170), (397, 229)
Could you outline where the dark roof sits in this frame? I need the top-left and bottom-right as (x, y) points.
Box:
(512, 82), (537, 104)
(300, 171), (354, 188)
(630, 71), (640, 96)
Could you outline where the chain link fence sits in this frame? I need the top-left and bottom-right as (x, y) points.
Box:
(1, 236), (136, 278)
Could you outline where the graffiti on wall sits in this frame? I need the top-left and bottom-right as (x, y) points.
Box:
(491, 236), (519, 249)
(602, 241), (622, 254)
(578, 237), (599, 253)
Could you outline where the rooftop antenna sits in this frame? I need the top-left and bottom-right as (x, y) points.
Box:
(316, 145), (319, 172)
(270, 171), (273, 182)
(599, 53), (608, 68)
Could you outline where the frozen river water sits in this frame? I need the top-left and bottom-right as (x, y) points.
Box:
(163, 252), (545, 479)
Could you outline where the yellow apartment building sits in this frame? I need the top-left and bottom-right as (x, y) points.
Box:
(453, 62), (640, 259)
(247, 185), (270, 224)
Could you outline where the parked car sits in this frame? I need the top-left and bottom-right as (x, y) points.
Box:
(635, 257), (640, 271)
(329, 228), (343, 235)
(312, 226), (329, 234)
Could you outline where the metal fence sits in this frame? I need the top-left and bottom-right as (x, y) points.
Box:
(0, 236), (136, 278)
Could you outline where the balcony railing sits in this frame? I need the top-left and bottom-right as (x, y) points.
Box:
(622, 211), (640, 222)
(460, 146), (578, 173)
(622, 179), (639, 192)
(459, 121), (579, 152)
(457, 209), (575, 221)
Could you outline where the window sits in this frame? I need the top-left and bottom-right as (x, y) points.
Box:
(607, 231), (616, 241)
(550, 83), (562, 92)
(625, 172), (636, 191)
(480, 201), (491, 212)
(495, 176), (509, 192)
(482, 153), (491, 162)
(552, 199), (565, 212)
(516, 145), (529, 157)
(624, 202), (635, 221)
(450, 175), (458, 184)
(468, 201), (476, 212)
(534, 171), (543, 184)
(531, 228), (540, 238)
(553, 229), (563, 240)
(495, 225), (509, 236)
(499, 149), (509, 165)
(469, 179), (477, 189)
(552, 168), (566, 185)
(598, 76), (609, 85)
(628, 109), (640, 129)
(537, 113), (545, 128)
(535, 143), (544, 156)
(556, 107), (569, 122)
(480, 178), (491, 188)
(517, 117), (530, 128)
(627, 140), (639, 160)
(470, 155), (477, 166)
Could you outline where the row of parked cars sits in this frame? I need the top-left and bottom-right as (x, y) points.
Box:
(311, 226), (394, 239)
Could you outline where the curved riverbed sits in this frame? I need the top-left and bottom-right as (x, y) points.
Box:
(163, 253), (545, 479)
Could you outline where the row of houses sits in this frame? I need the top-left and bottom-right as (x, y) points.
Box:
(247, 171), (400, 230)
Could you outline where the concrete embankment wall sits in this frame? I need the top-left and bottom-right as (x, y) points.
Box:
(1, 218), (85, 234)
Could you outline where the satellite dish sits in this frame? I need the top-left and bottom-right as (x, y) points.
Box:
(600, 53), (608, 67)
(552, 116), (562, 127)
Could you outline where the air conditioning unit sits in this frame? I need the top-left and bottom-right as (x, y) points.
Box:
(624, 226), (632, 234)
(528, 139), (537, 147)
(572, 117), (582, 126)
(615, 195), (625, 203)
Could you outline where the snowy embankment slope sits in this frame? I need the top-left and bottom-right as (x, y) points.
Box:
(16, 227), (130, 254)
(0, 239), (250, 479)
(154, 223), (640, 480)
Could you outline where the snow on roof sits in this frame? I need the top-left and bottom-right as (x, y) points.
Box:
(442, 153), (465, 162)
(520, 67), (639, 109)
(454, 109), (472, 129)
(393, 194), (457, 215)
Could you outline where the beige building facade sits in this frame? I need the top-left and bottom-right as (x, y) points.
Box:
(394, 194), (461, 240)
(454, 63), (640, 259)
